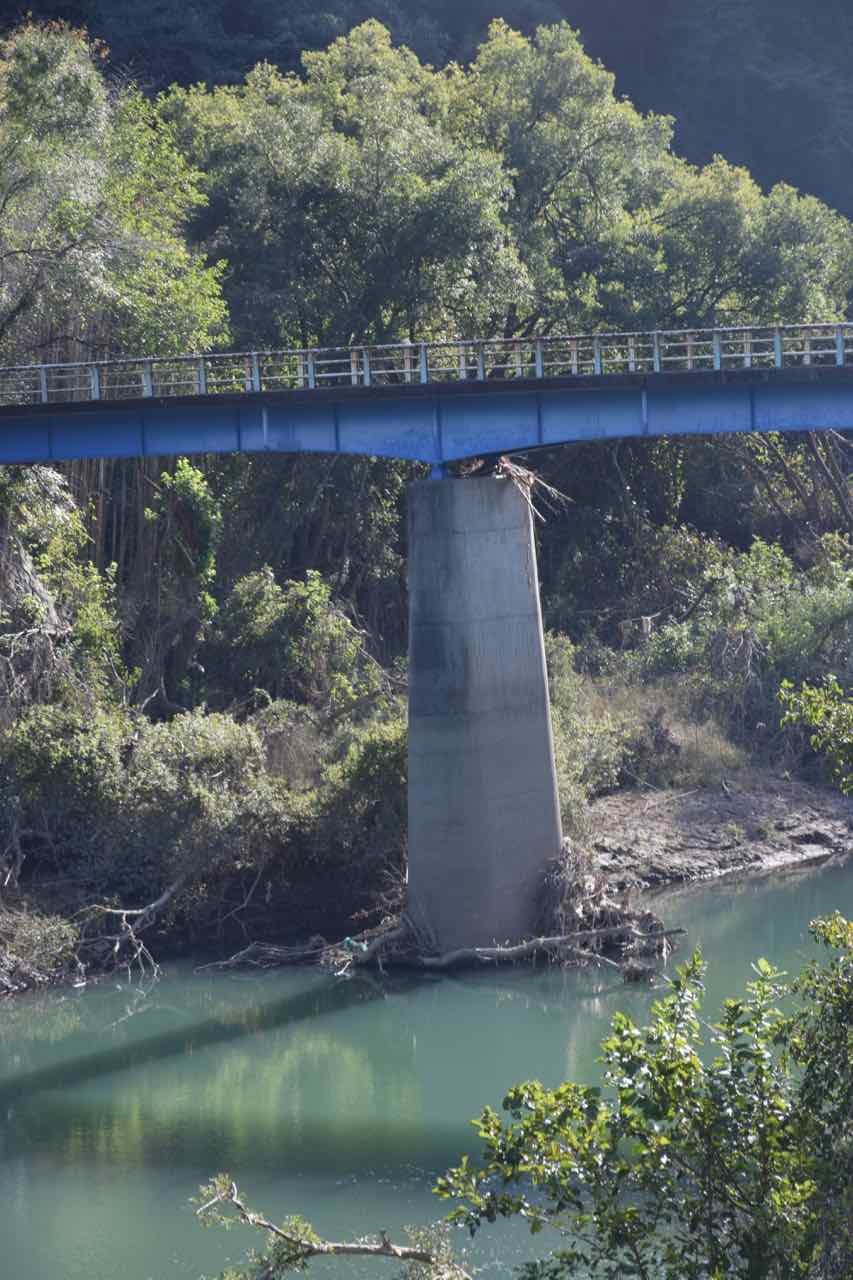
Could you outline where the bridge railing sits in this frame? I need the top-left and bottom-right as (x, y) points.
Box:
(1, 323), (852, 408)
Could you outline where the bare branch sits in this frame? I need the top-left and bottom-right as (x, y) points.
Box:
(197, 1180), (473, 1276)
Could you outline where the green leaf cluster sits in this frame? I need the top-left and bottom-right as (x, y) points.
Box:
(161, 18), (853, 350)
(0, 21), (227, 361)
(437, 923), (853, 1279)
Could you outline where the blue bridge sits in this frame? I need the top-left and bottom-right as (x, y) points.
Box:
(1, 323), (853, 470)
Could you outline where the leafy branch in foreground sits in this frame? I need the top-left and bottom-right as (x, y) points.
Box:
(195, 1175), (472, 1279)
(437, 920), (852, 1280)
(196, 918), (851, 1280)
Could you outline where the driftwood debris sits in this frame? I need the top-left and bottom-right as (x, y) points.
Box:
(202, 847), (683, 981)
(328, 915), (683, 976)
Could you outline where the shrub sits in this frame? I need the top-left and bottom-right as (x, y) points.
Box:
(307, 715), (408, 878)
(204, 567), (383, 715)
(780, 676), (853, 792)
(438, 917), (853, 1280)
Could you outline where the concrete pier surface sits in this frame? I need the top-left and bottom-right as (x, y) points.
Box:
(406, 476), (563, 951)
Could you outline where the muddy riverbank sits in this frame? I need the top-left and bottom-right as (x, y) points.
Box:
(591, 770), (853, 891)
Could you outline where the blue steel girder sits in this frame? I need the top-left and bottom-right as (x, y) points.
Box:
(1, 366), (852, 466)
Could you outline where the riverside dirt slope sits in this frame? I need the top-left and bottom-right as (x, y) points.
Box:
(590, 770), (853, 890)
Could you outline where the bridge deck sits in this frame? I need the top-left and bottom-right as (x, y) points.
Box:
(1, 325), (852, 465)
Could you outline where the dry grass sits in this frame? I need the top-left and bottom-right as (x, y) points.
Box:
(573, 674), (747, 794)
(0, 903), (79, 995)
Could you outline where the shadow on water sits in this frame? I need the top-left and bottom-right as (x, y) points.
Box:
(0, 972), (391, 1105)
(0, 970), (476, 1176)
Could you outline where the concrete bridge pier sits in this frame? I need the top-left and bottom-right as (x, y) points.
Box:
(406, 476), (563, 952)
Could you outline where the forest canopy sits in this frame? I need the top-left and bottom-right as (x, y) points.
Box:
(1, 0), (851, 223)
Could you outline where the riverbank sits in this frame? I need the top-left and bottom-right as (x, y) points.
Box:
(591, 769), (853, 890)
(3, 769), (850, 997)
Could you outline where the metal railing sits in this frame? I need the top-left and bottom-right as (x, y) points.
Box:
(1, 323), (851, 409)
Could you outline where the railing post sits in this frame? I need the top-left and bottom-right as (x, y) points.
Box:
(652, 332), (661, 374)
(477, 343), (486, 381)
(534, 338), (544, 378)
(593, 336), (602, 376)
(803, 333), (812, 367)
(39, 367), (48, 404)
(197, 357), (208, 395)
(713, 332), (722, 371)
(350, 350), (359, 385)
(774, 328), (783, 369)
(403, 343), (413, 384)
(459, 344), (467, 381)
(743, 333), (752, 369)
(250, 353), (261, 392)
(836, 326), (846, 367)
(142, 361), (154, 397)
(89, 365), (101, 400)
(419, 343), (429, 384)
(686, 334), (695, 371)
(361, 348), (371, 387)
(627, 336), (636, 373)
(307, 351), (317, 389)
(514, 341), (524, 377)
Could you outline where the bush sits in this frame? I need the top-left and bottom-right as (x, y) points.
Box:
(619, 534), (853, 745)
(303, 714), (408, 883)
(204, 567), (383, 715)
(0, 704), (130, 883)
(545, 634), (744, 817)
(780, 676), (853, 792)
(0, 703), (298, 936)
(438, 916), (853, 1280)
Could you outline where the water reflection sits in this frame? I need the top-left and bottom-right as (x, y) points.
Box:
(1, 854), (850, 1280)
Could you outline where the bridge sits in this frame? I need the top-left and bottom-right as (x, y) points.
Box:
(1, 323), (853, 470)
(5, 323), (852, 953)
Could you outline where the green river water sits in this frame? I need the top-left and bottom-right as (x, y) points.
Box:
(1, 855), (851, 1280)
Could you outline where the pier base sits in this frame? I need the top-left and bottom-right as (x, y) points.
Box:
(406, 476), (563, 952)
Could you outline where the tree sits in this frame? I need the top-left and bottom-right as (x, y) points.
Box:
(161, 23), (523, 348)
(0, 21), (227, 363)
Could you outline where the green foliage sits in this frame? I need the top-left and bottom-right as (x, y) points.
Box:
(0, 21), (227, 361)
(162, 24), (522, 348)
(0, 700), (298, 913)
(210, 453), (411, 664)
(158, 15), (851, 352)
(437, 921), (853, 1279)
(206, 568), (382, 715)
(313, 714), (407, 870)
(0, 466), (127, 718)
(562, 531), (853, 750)
(158, 457), (223, 596)
(780, 677), (853, 793)
(0, 703), (129, 878)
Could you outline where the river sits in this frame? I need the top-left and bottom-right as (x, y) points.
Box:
(1, 855), (851, 1280)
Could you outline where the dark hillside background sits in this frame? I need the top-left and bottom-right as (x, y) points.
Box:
(0, 1), (850, 216)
